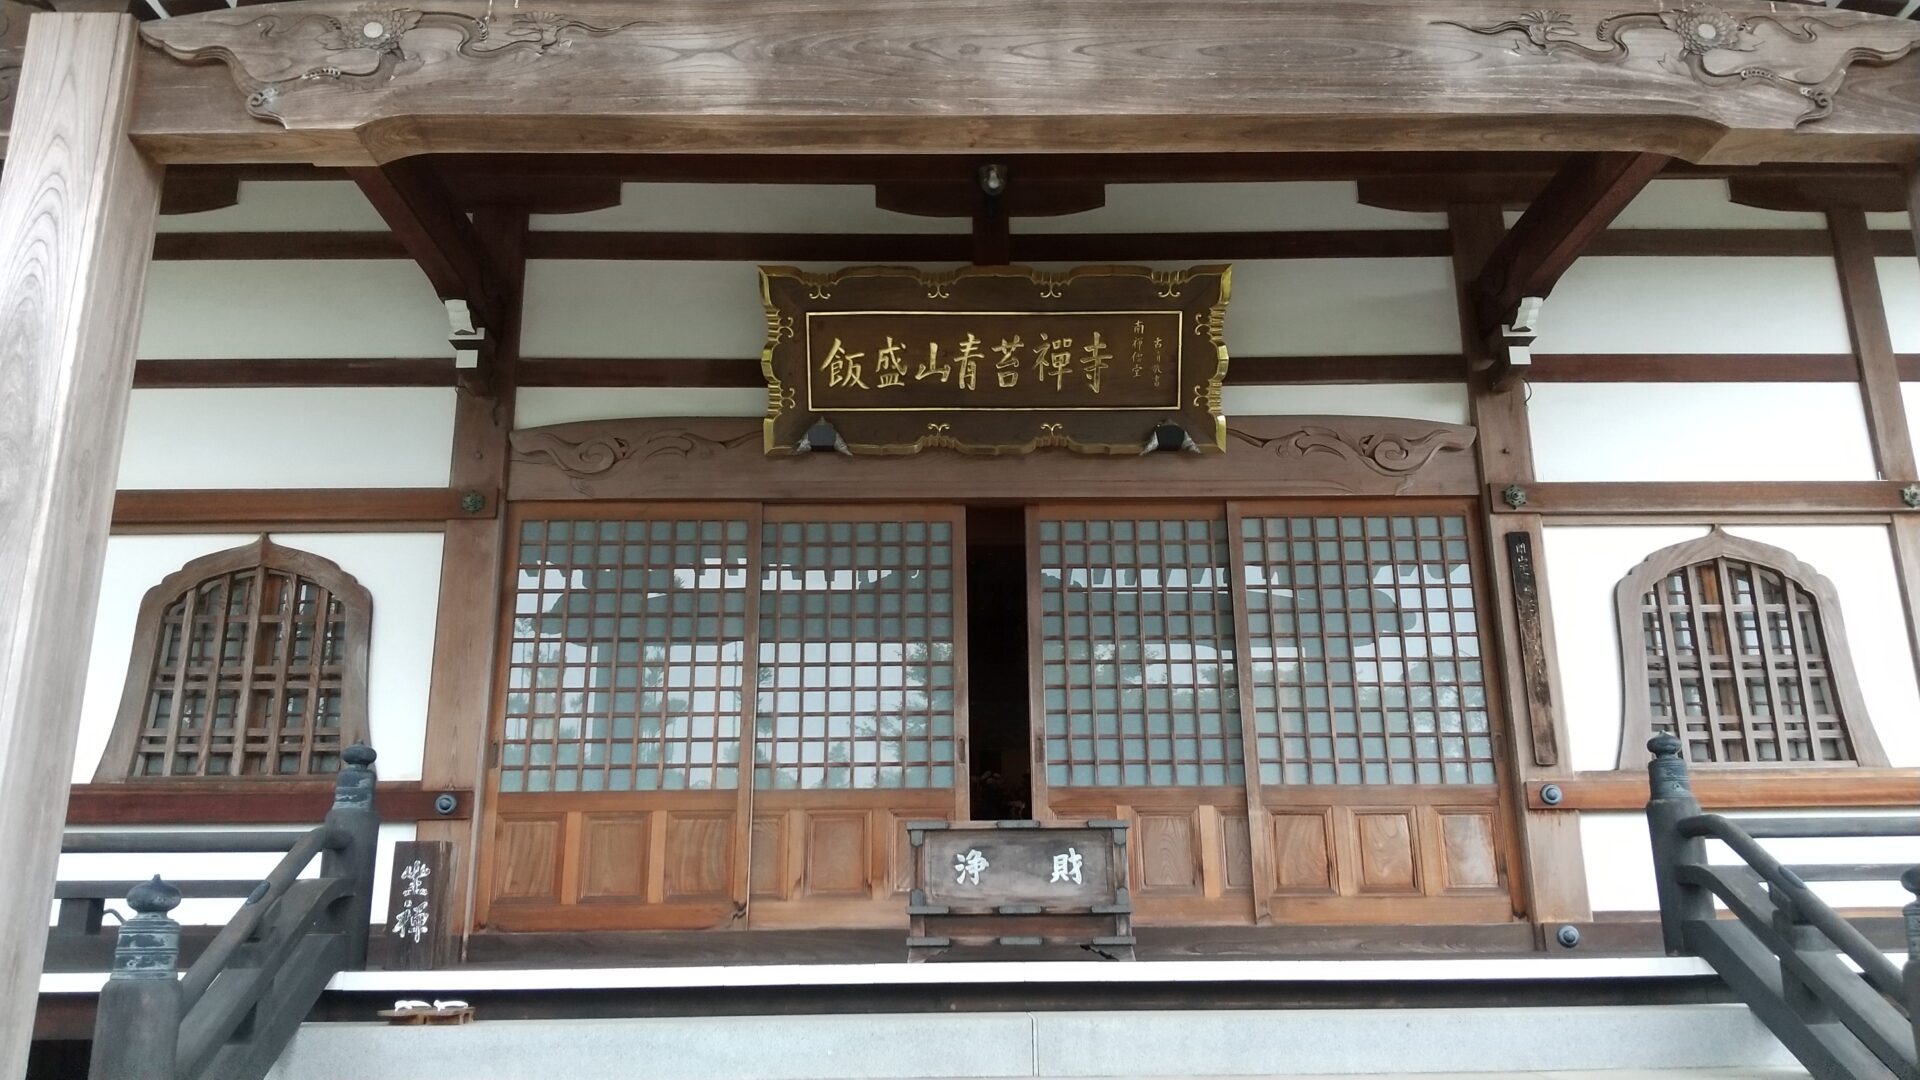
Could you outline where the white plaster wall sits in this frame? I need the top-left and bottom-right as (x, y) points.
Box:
(157, 181), (388, 233)
(53, 823), (417, 926)
(1881, 257), (1920, 355)
(1541, 524), (1920, 776)
(1528, 382), (1876, 482)
(117, 388), (456, 489)
(522, 258), (1459, 361)
(1582, 811), (1920, 913)
(1016, 182), (1447, 233)
(75, 532), (442, 785)
(515, 387), (767, 427)
(1529, 258), (1851, 355)
(1224, 383), (1469, 425)
(138, 262), (450, 360)
(534, 183), (968, 234)
(1607, 180), (1828, 230)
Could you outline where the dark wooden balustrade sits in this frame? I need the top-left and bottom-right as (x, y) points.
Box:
(84, 746), (381, 1080)
(1645, 733), (1920, 1080)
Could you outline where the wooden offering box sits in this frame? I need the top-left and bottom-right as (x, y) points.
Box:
(906, 820), (1134, 962)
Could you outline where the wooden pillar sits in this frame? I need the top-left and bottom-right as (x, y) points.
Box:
(0, 12), (162, 1074)
(418, 208), (527, 949)
(1831, 194), (1920, 698)
(1449, 205), (1590, 927)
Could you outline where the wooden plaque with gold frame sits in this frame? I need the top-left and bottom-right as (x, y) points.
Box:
(760, 264), (1230, 456)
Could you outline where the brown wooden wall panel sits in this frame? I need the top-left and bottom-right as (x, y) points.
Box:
(664, 814), (733, 901)
(749, 815), (786, 900)
(1220, 815), (1254, 892)
(1271, 813), (1335, 893)
(890, 813), (919, 895)
(491, 815), (564, 904)
(578, 813), (650, 903)
(1438, 811), (1501, 891)
(1353, 811), (1420, 894)
(804, 813), (872, 898)
(1138, 814), (1201, 892)
(510, 416), (1481, 503)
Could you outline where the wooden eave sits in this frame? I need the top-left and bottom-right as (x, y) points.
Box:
(3, 0), (1920, 165)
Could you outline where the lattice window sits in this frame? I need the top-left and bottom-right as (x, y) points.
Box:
(99, 538), (370, 781)
(1237, 511), (1493, 786)
(1034, 512), (1244, 788)
(1618, 531), (1885, 768)
(501, 517), (753, 794)
(755, 512), (962, 790)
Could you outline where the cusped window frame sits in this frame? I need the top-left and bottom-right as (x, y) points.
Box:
(1613, 529), (1888, 770)
(95, 537), (374, 783)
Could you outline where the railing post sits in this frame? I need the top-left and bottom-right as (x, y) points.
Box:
(89, 877), (182, 1080)
(1903, 866), (1920, 1067)
(1771, 880), (1836, 1026)
(1646, 733), (1711, 956)
(320, 745), (379, 970)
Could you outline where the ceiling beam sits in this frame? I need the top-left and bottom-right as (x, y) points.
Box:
(346, 157), (500, 332)
(1472, 152), (1669, 345)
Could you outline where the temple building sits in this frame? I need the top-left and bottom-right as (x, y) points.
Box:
(5, 0), (1920, 1076)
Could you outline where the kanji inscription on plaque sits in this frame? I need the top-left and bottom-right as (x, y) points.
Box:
(761, 265), (1231, 456)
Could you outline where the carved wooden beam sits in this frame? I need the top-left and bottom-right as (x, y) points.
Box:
(127, 0), (1920, 166)
(1472, 152), (1669, 374)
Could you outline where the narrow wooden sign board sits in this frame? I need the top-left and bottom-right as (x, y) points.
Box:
(760, 265), (1230, 456)
(382, 840), (451, 970)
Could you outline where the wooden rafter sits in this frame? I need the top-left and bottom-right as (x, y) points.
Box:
(1472, 152), (1670, 337)
(346, 157), (499, 332)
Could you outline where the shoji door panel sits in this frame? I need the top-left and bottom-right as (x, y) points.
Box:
(479, 507), (758, 931)
(1231, 503), (1516, 923)
(1029, 506), (1255, 924)
(746, 506), (969, 928)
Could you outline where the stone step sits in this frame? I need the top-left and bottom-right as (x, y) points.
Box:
(265, 1005), (1804, 1080)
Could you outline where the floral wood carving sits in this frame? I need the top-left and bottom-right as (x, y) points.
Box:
(1225, 425), (1477, 492)
(141, 5), (644, 124)
(512, 427), (759, 494)
(1437, 3), (1919, 126)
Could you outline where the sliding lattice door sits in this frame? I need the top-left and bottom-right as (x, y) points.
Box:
(1029, 501), (1515, 925)
(479, 503), (967, 931)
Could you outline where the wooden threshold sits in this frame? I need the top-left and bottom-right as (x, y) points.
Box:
(1490, 481), (1916, 516)
(1524, 769), (1920, 811)
(111, 486), (496, 528)
(64, 781), (474, 824)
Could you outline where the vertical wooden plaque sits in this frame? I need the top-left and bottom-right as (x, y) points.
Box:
(383, 840), (452, 970)
(1504, 530), (1559, 767)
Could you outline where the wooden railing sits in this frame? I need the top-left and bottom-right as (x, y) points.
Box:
(1645, 733), (1920, 1080)
(83, 746), (380, 1080)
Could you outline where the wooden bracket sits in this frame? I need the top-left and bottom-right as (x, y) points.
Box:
(348, 158), (502, 372)
(1472, 152), (1668, 380)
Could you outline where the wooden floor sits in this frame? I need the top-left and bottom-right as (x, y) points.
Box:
(43, 916), (1911, 973)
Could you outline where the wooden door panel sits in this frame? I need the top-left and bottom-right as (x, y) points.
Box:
(1270, 811), (1335, 894)
(805, 812), (872, 897)
(480, 792), (740, 930)
(1351, 809), (1421, 895)
(491, 814), (564, 904)
(664, 813), (734, 900)
(746, 790), (957, 928)
(1436, 809), (1501, 891)
(1137, 813), (1201, 892)
(578, 812), (650, 903)
(1258, 788), (1513, 923)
